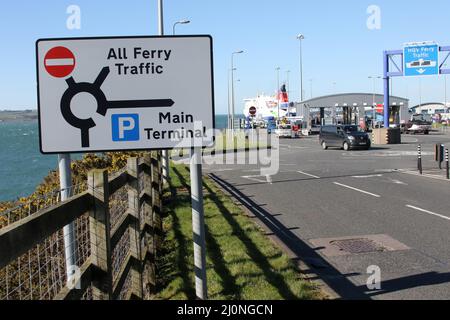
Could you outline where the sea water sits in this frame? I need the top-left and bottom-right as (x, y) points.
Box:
(0, 114), (235, 201)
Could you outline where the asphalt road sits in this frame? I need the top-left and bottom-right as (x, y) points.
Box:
(194, 130), (450, 300)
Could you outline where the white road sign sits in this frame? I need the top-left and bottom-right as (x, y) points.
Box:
(36, 36), (215, 153)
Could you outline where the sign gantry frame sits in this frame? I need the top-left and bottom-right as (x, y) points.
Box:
(383, 45), (450, 128)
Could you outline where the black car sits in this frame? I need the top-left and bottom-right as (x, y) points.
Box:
(319, 125), (371, 151)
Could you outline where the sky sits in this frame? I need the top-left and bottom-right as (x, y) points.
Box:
(0, 0), (449, 113)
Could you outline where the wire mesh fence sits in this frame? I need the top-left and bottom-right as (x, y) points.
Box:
(111, 227), (131, 283)
(109, 185), (130, 231)
(0, 213), (90, 300)
(0, 183), (87, 229)
(1, 156), (159, 300)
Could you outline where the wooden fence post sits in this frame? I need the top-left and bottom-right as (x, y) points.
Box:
(141, 153), (156, 298)
(126, 157), (143, 299)
(88, 169), (113, 300)
(151, 152), (163, 251)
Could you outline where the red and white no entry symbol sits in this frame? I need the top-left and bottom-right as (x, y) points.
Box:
(44, 46), (76, 78)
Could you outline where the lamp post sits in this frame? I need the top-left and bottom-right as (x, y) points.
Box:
(297, 34), (305, 102)
(369, 76), (381, 127)
(231, 50), (244, 130)
(286, 70), (290, 116)
(172, 19), (190, 35)
(276, 67), (281, 120)
(227, 68), (236, 130)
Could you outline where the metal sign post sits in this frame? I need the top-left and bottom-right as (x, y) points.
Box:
(58, 153), (77, 286)
(190, 147), (208, 299)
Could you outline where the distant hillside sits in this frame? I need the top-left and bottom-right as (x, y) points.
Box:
(0, 110), (38, 122)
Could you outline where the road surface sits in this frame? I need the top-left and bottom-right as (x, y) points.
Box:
(194, 131), (450, 299)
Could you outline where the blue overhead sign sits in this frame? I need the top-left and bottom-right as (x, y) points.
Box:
(404, 43), (439, 77)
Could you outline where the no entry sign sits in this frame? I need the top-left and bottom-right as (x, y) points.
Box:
(44, 46), (76, 78)
(36, 36), (215, 153)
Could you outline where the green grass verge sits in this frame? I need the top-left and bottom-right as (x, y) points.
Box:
(170, 130), (270, 158)
(156, 163), (322, 300)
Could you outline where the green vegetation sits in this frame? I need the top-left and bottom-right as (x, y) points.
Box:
(432, 122), (449, 129)
(0, 152), (147, 228)
(157, 163), (321, 300)
(0, 110), (37, 122)
(170, 130), (270, 158)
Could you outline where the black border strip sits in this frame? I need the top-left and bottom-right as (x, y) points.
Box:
(35, 35), (215, 155)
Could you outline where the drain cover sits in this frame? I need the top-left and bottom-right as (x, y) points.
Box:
(330, 238), (386, 254)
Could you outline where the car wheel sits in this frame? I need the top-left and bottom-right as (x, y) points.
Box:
(424, 131), (429, 135)
(322, 141), (328, 150)
(343, 142), (350, 151)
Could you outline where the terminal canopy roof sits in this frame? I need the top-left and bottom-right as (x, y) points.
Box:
(297, 93), (409, 109)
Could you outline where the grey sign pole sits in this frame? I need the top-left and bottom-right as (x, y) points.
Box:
(58, 153), (77, 285)
(190, 147), (208, 299)
(157, 0), (206, 299)
(158, 0), (169, 185)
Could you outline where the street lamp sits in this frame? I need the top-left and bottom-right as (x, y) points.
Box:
(230, 50), (244, 130)
(276, 67), (281, 120)
(369, 76), (382, 127)
(286, 70), (290, 116)
(297, 34), (305, 102)
(172, 19), (190, 35)
(227, 68), (236, 130)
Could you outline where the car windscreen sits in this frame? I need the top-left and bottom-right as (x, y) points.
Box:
(343, 126), (363, 133)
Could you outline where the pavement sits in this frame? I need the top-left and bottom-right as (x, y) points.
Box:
(181, 130), (450, 300)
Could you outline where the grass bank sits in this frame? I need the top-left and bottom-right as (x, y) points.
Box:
(156, 163), (322, 300)
(169, 130), (270, 158)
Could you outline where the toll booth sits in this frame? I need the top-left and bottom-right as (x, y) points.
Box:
(295, 93), (409, 137)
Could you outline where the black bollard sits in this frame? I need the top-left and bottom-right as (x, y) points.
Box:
(446, 148), (449, 180)
(418, 145), (423, 175)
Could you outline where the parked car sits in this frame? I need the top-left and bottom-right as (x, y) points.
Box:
(319, 125), (371, 151)
(407, 123), (431, 135)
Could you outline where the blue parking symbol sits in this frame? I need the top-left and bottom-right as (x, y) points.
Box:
(112, 114), (140, 142)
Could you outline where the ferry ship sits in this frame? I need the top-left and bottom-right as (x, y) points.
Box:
(242, 85), (294, 119)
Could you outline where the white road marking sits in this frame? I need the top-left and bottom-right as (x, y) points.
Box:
(406, 205), (450, 221)
(389, 179), (407, 185)
(241, 175), (269, 183)
(333, 182), (381, 198)
(279, 144), (309, 149)
(351, 174), (383, 178)
(297, 171), (320, 179)
(211, 168), (235, 172)
(400, 170), (450, 182)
